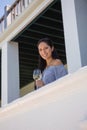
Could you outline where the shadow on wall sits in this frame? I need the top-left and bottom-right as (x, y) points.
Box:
(20, 81), (35, 97)
(64, 64), (67, 70)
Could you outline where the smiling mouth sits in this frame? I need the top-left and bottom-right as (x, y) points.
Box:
(42, 54), (48, 58)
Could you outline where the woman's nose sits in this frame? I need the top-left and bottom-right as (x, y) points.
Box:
(42, 49), (46, 54)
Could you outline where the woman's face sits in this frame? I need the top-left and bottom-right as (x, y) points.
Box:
(38, 42), (54, 60)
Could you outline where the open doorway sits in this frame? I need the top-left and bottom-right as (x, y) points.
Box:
(12, 0), (67, 96)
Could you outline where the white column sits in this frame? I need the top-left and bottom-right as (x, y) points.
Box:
(61, 0), (82, 73)
(25, 0), (28, 8)
(1, 41), (19, 107)
(74, 0), (87, 67)
(29, 0), (33, 3)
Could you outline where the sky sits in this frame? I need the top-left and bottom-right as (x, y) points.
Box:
(0, 0), (15, 18)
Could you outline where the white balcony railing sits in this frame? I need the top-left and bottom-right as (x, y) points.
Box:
(0, 66), (87, 130)
(0, 0), (33, 33)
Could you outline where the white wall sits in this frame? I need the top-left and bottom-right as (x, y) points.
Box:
(61, 0), (87, 73)
(0, 66), (87, 130)
(74, 0), (87, 66)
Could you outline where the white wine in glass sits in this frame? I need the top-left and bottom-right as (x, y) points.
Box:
(33, 69), (42, 90)
(33, 69), (42, 80)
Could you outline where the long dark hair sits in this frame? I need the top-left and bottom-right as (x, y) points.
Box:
(37, 38), (59, 72)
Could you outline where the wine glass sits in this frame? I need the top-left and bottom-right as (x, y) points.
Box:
(33, 69), (42, 80)
(33, 69), (42, 89)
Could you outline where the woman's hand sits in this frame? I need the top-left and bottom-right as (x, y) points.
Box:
(35, 79), (44, 88)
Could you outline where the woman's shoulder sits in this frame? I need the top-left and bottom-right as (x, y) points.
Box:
(53, 59), (63, 66)
(44, 59), (64, 72)
(45, 59), (63, 71)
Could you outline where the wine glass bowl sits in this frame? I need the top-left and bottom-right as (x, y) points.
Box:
(33, 69), (41, 80)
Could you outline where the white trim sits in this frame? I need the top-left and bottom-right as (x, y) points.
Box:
(1, 41), (19, 107)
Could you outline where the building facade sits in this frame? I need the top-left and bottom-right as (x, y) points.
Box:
(0, 0), (87, 107)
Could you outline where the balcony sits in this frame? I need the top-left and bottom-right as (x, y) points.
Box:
(0, 0), (33, 33)
(0, 66), (87, 130)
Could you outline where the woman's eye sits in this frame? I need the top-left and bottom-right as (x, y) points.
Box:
(39, 46), (49, 52)
(39, 49), (42, 52)
(45, 47), (48, 49)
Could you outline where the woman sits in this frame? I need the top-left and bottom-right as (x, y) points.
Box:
(35, 37), (67, 88)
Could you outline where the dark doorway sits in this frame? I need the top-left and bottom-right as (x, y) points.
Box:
(12, 0), (67, 94)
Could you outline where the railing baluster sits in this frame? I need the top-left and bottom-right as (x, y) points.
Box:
(0, 0), (31, 33)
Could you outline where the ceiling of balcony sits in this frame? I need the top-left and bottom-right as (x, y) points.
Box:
(11, 0), (67, 89)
